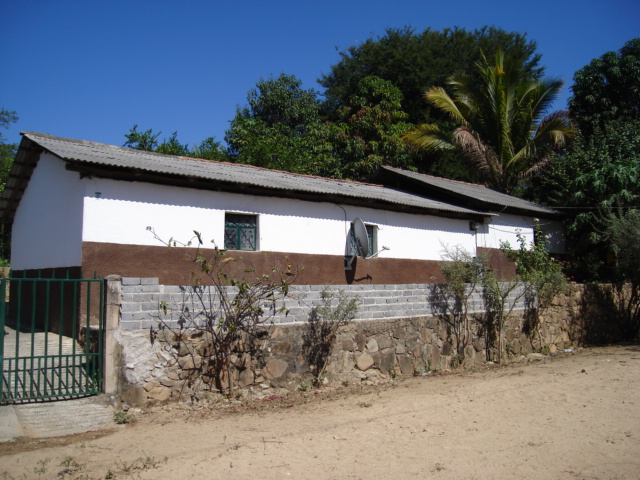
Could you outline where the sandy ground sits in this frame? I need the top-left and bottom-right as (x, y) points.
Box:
(0, 345), (638, 480)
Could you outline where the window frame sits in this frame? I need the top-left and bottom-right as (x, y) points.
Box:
(349, 222), (377, 257)
(366, 224), (377, 255)
(224, 213), (258, 251)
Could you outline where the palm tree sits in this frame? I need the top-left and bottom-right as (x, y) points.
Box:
(404, 51), (573, 194)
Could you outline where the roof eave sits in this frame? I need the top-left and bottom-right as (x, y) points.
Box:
(64, 160), (486, 222)
(373, 166), (563, 219)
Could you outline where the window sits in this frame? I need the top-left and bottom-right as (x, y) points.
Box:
(224, 213), (257, 251)
(366, 224), (377, 255)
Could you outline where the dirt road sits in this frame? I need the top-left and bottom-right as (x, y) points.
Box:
(1, 345), (638, 479)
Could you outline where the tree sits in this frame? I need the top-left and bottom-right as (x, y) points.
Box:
(569, 38), (640, 137)
(320, 26), (543, 126)
(530, 120), (640, 281)
(403, 51), (572, 194)
(237, 73), (320, 134)
(302, 288), (359, 386)
(317, 76), (417, 180)
(0, 108), (18, 198)
(123, 124), (160, 151)
(225, 74), (326, 172)
(431, 245), (482, 366)
(123, 125), (227, 161)
(606, 210), (640, 339)
(148, 227), (300, 396)
(192, 137), (228, 161)
(155, 132), (190, 156)
(501, 222), (567, 342)
(529, 39), (640, 282)
(0, 108), (18, 262)
(225, 117), (322, 173)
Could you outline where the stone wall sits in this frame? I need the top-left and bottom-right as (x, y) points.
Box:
(112, 278), (588, 406)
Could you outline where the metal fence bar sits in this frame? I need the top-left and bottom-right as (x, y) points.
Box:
(1, 277), (105, 403)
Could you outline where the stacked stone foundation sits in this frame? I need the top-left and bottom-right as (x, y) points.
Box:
(111, 279), (593, 406)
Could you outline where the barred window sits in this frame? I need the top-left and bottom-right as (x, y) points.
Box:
(224, 213), (257, 251)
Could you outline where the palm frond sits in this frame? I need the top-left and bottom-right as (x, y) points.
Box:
(453, 127), (502, 188)
(425, 87), (469, 127)
(402, 123), (454, 152)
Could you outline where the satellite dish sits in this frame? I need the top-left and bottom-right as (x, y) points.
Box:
(344, 218), (370, 270)
(352, 218), (370, 258)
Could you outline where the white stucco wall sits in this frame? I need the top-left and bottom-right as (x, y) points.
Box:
(477, 214), (566, 255)
(81, 177), (478, 261)
(12, 153), (560, 270)
(477, 214), (535, 250)
(11, 153), (84, 269)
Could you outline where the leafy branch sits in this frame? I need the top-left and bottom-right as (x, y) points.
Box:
(147, 227), (300, 396)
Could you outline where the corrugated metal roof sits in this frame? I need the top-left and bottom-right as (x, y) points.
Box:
(21, 132), (484, 216)
(379, 166), (557, 215)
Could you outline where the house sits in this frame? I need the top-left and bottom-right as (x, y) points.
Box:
(369, 166), (566, 278)
(0, 132), (563, 286)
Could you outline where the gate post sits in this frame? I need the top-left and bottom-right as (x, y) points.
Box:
(104, 275), (122, 398)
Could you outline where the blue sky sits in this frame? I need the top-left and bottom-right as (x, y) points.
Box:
(2, 0), (638, 149)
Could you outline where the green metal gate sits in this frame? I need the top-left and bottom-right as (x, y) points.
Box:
(0, 275), (104, 404)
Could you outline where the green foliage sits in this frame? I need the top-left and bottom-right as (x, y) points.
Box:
(530, 38), (640, 281)
(225, 74), (327, 173)
(225, 74), (419, 181)
(298, 380), (310, 392)
(0, 108), (18, 132)
(530, 50), (639, 282)
(155, 131), (190, 156)
(531, 120), (640, 281)
(225, 116), (321, 172)
(479, 260), (524, 364)
(123, 125), (227, 161)
(606, 211), (640, 339)
(433, 245), (482, 359)
(302, 287), (359, 386)
(317, 76), (417, 180)
(0, 108), (18, 263)
(148, 227), (300, 395)
(501, 222), (567, 313)
(607, 210), (640, 285)
(320, 26), (543, 126)
(0, 108), (18, 198)
(404, 51), (572, 194)
(240, 73), (320, 133)
(319, 26), (544, 180)
(192, 137), (228, 161)
(569, 38), (640, 137)
(113, 410), (131, 424)
(123, 124), (160, 151)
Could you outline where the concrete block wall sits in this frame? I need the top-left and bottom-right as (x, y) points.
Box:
(119, 278), (528, 330)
